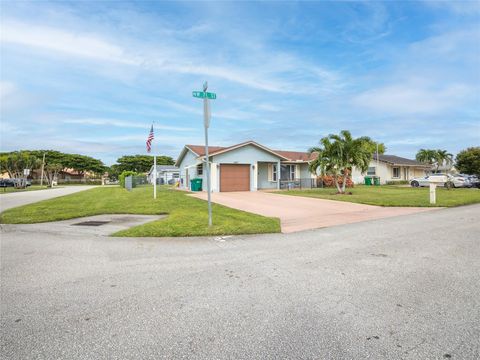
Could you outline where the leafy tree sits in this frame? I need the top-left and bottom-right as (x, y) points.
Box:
(455, 147), (480, 175)
(0, 151), (40, 178)
(113, 155), (174, 173)
(361, 140), (386, 155)
(28, 150), (70, 186)
(64, 154), (106, 176)
(309, 130), (374, 194)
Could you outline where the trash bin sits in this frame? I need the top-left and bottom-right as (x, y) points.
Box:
(190, 178), (203, 191)
(373, 177), (381, 186)
(364, 176), (372, 186)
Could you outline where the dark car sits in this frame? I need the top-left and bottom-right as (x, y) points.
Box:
(0, 178), (15, 187)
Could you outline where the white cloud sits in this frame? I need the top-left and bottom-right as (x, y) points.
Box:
(64, 118), (195, 131)
(0, 19), (342, 95)
(0, 81), (16, 99)
(352, 82), (471, 115)
(1, 20), (138, 65)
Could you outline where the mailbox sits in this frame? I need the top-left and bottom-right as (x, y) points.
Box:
(429, 174), (447, 184)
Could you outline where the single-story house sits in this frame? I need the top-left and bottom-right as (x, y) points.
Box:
(351, 154), (431, 185)
(175, 141), (317, 192)
(147, 165), (180, 185)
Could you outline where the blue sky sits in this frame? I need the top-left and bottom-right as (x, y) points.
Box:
(1, 1), (479, 165)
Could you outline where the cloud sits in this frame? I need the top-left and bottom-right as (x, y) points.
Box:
(0, 19), (342, 95)
(352, 82), (472, 115)
(64, 118), (195, 131)
(1, 20), (138, 65)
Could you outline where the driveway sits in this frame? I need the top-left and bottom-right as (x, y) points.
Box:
(0, 186), (97, 212)
(1, 204), (479, 359)
(190, 191), (437, 233)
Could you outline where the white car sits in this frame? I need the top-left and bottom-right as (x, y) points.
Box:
(410, 174), (466, 188)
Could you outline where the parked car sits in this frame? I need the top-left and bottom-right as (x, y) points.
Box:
(410, 174), (467, 188)
(0, 178), (15, 187)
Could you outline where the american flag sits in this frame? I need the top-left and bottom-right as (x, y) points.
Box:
(146, 124), (154, 153)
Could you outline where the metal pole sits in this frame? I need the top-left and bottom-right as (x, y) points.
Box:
(40, 153), (45, 186)
(153, 154), (157, 199)
(203, 82), (212, 227)
(376, 142), (379, 177)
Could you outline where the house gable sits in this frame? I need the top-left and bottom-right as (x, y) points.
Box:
(211, 143), (285, 164)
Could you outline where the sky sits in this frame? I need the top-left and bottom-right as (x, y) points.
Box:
(1, 1), (479, 165)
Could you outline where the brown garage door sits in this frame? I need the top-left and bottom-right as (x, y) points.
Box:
(220, 164), (250, 192)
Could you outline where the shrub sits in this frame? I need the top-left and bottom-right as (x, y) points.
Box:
(385, 180), (409, 185)
(318, 175), (354, 188)
(119, 170), (137, 188)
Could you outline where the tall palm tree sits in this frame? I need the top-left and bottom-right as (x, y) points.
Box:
(309, 130), (373, 194)
(416, 149), (438, 171)
(435, 149), (453, 172)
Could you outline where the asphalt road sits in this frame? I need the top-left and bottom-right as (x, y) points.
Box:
(0, 186), (96, 212)
(1, 205), (479, 359)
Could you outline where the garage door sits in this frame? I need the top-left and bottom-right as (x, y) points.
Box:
(220, 164), (250, 192)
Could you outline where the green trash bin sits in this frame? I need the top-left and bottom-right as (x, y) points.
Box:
(190, 178), (203, 191)
(373, 177), (381, 186)
(364, 176), (372, 186)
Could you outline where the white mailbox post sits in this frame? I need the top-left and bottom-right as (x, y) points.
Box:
(428, 175), (447, 204)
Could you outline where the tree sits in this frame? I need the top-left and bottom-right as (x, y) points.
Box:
(0, 151), (40, 179)
(455, 147), (480, 175)
(309, 130), (374, 194)
(416, 149), (438, 168)
(28, 150), (71, 187)
(416, 149), (453, 172)
(64, 154), (106, 177)
(113, 155), (174, 173)
(435, 150), (453, 172)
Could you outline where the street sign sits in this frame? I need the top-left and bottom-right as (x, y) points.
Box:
(192, 91), (216, 100)
(23, 169), (30, 176)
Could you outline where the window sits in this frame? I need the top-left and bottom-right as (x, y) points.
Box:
(392, 167), (400, 178)
(272, 164), (278, 181)
(197, 164), (203, 176)
(173, 173), (179, 179)
(280, 165), (297, 180)
(367, 167), (376, 176)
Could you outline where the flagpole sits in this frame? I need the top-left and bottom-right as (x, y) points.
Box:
(153, 123), (157, 200)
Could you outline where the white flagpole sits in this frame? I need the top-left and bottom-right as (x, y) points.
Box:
(153, 123), (157, 200)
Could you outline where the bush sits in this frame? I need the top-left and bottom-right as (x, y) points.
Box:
(318, 175), (354, 188)
(385, 180), (409, 185)
(119, 171), (137, 188)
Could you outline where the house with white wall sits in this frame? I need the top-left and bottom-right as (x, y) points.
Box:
(351, 154), (430, 185)
(147, 165), (180, 185)
(175, 141), (316, 192)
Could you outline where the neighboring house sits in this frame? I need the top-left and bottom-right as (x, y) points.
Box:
(175, 140), (317, 192)
(351, 154), (431, 185)
(147, 165), (180, 185)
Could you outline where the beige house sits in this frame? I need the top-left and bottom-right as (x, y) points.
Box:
(352, 154), (431, 185)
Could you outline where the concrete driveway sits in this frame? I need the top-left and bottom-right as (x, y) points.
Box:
(1, 204), (479, 359)
(0, 186), (97, 212)
(190, 191), (437, 233)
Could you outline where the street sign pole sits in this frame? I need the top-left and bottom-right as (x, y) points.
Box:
(193, 82), (216, 227)
(203, 82), (212, 227)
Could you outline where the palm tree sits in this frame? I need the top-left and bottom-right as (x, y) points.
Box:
(435, 149), (453, 172)
(309, 130), (373, 194)
(416, 149), (438, 171)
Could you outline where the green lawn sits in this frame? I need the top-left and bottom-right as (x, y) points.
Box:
(0, 185), (51, 194)
(0, 186), (280, 237)
(275, 185), (480, 207)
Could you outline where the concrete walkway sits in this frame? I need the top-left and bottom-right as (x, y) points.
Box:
(0, 186), (97, 212)
(190, 191), (437, 233)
